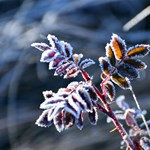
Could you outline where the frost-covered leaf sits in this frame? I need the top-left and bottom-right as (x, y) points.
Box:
(104, 81), (115, 101)
(88, 107), (98, 125)
(40, 97), (65, 109)
(111, 73), (130, 89)
(48, 105), (64, 121)
(40, 50), (57, 63)
(67, 81), (79, 90)
(72, 92), (87, 111)
(77, 86), (93, 112)
(127, 44), (150, 58)
(79, 58), (95, 69)
(31, 42), (51, 51)
(105, 43), (116, 66)
(118, 63), (139, 79)
(76, 112), (84, 130)
(47, 34), (58, 48)
(35, 110), (53, 127)
(124, 59), (147, 70)
(43, 90), (54, 100)
(53, 111), (64, 132)
(63, 42), (73, 58)
(99, 57), (111, 75)
(54, 62), (73, 76)
(64, 67), (79, 79)
(110, 34), (126, 60)
(47, 34), (73, 58)
(65, 99), (80, 118)
(49, 55), (65, 70)
(85, 86), (97, 102)
(64, 113), (75, 130)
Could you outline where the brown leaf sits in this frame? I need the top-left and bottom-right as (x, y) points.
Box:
(127, 44), (150, 58)
(111, 73), (130, 89)
(111, 34), (126, 60)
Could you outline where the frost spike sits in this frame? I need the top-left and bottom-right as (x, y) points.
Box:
(111, 34), (126, 60)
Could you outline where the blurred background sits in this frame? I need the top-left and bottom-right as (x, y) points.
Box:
(0, 0), (150, 150)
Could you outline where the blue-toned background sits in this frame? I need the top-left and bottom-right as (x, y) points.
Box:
(0, 0), (150, 149)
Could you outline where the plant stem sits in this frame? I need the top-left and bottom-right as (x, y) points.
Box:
(81, 69), (138, 150)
